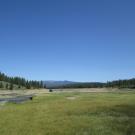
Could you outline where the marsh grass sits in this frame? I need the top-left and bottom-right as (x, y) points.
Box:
(0, 91), (135, 135)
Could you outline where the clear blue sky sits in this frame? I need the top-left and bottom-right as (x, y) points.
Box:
(0, 0), (135, 82)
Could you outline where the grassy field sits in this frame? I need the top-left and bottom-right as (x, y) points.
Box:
(0, 91), (135, 135)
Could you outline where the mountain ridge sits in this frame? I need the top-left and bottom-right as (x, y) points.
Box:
(43, 80), (76, 88)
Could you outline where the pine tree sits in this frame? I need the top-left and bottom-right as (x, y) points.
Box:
(26, 81), (31, 89)
(9, 83), (13, 90)
(18, 85), (21, 89)
(0, 82), (4, 89)
(6, 84), (9, 89)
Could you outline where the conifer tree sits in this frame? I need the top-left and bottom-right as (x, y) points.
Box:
(9, 83), (13, 90)
(0, 82), (4, 89)
(6, 83), (9, 89)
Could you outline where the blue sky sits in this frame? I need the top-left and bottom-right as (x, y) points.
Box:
(0, 0), (135, 82)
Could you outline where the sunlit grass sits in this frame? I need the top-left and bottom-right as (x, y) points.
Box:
(0, 91), (135, 135)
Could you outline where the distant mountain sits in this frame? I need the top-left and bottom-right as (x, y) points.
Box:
(43, 81), (76, 88)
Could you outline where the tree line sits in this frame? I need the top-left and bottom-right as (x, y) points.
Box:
(49, 79), (135, 89)
(1, 71), (135, 90)
(50, 82), (105, 89)
(106, 79), (135, 89)
(0, 72), (45, 90)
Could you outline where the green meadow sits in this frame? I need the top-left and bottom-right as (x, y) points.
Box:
(0, 91), (135, 135)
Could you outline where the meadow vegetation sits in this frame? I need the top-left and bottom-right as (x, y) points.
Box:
(0, 91), (135, 135)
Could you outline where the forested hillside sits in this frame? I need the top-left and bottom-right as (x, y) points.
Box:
(51, 79), (135, 89)
(106, 79), (135, 88)
(0, 72), (45, 90)
(1, 71), (135, 90)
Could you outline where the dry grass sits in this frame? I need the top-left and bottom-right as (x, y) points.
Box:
(53, 88), (119, 92)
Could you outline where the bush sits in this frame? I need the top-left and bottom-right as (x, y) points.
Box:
(49, 89), (53, 92)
